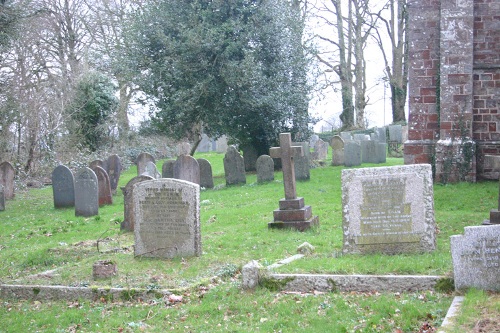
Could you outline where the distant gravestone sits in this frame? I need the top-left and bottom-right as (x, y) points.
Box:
(89, 159), (107, 172)
(340, 132), (352, 141)
(375, 127), (387, 143)
(389, 125), (403, 143)
(313, 139), (328, 160)
(330, 136), (345, 166)
(0, 184), (4, 211)
(74, 167), (99, 217)
(377, 143), (387, 163)
(361, 140), (378, 164)
(174, 155), (200, 184)
(242, 145), (259, 172)
(196, 134), (212, 153)
(451, 225), (500, 291)
(292, 142), (310, 180)
(344, 141), (362, 167)
(342, 164), (436, 254)
(256, 155), (274, 183)
(136, 152), (155, 176)
(162, 160), (175, 178)
(0, 161), (15, 200)
(309, 134), (320, 148)
(223, 146), (246, 185)
(143, 161), (161, 179)
(120, 175), (154, 231)
(177, 142), (191, 156)
(91, 166), (113, 206)
(106, 154), (122, 195)
(52, 165), (75, 208)
(134, 178), (201, 258)
(197, 158), (214, 189)
(216, 135), (228, 153)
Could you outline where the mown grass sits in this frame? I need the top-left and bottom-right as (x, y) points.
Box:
(0, 151), (498, 332)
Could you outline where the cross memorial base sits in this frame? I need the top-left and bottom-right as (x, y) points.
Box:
(482, 209), (500, 225)
(268, 197), (319, 231)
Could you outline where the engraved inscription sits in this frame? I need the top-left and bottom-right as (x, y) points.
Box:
(460, 238), (500, 268)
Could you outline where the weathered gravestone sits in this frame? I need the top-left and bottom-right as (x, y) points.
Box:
(223, 146), (246, 185)
(0, 161), (15, 200)
(342, 164), (436, 254)
(292, 142), (310, 180)
(106, 154), (122, 195)
(451, 225), (500, 291)
(136, 152), (155, 176)
(242, 145), (259, 172)
(196, 134), (212, 153)
(361, 140), (379, 164)
(120, 175), (154, 231)
(344, 141), (362, 167)
(377, 143), (387, 163)
(162, 160), (175, 178)
(340, 132), (352, 141)
(74, 167), (99, 217)
(269, 133), (319, 231)
(0, 184), (4, 211)
(312, 139), (328, 161)
(256, 155), (274, 183)
(216, 135), (228, 153)
(309, 134), (320, 149)
(52, 165), (75, 208)
(354, 133), (370, 142)
(91, 166), (113, 206)
(197, 158), (214, 189)
(143, 161), (161, 179)
(177, 142), (191, 156)
(389, 124), (403, 143)
(174, 155), (200, 185)
(330, 136), (345, 166)
(89, 159), (107, 172)
(374, 127), (387, 143)
(134, 179), (201, 258)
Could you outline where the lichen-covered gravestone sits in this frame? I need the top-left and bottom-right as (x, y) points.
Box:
(106, 154), (122, 195)
(52, 165), (75, 208)
(197, 158), (214, 189)
(121, 175), (154, 231)
(342, 164), (436, 254)
(256, 155), (274, 183)
(0, 161), (15, 199)
(74, 167), (99, 217)
(451, 225), (500, 291)
(174, 155), (200, 185)
(312, 139), (328, 161)
(134, 179), (201, 258)
(223, 146), (246, 185)
(91, 166), (113, 206)
(344, 141), (361, 167)
(136, 152), (155, 176)
(330, 136), (345, 166)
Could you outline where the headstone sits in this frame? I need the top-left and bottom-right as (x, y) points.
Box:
(196, 134), (212, 153)
(309, 134), (320, 148)
(330, 136), (345, 166)
(143, 161), (161, 179)
(106, 154), (122, 195)
(162, 160), (175, 178)
(134, 179), (201, 258)
(375, 127), (387, 143)
(197, 158), (214, 189)
(341, 164), (436, 254)
(216, 135), (228, 153)
(256, 155), (274, 183)
(353, 134), (370, 141)
(292, 142), (310, 180)
(269, 133), (319, 231)
(377, 143), (387, 163)
(242, 145), (259, 172)
(74, 167), (99, 217)
(91, 166), (113, 206)
(344, 141), (362, 167)
(136, 152), (155, 176)
(52, 165), (75, 208)
(0, 184), (4, 211)
(312, 139), (328, 160)
(451, 225), (500, 291)
(177, 142), (191, 156)
(340, 132), (352, 141)
(174, 155), (200, 185)
(389, 125), (403, 143)
(89, 159), (107, 172)
(120, 175), (154, 231)
(0, 161), (15, 199)
(361, 140), (378, 164)
(223, 146), (246, 185)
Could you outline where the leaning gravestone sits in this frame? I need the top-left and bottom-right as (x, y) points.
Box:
(120, 175), (154, 231)
(91, 166), (113, 206)
(292, 142), (310, 180)
(342, 164), (436, 254)
(106, 154), (122, 195)
(451, 225), (500, 291)
(74, 167), (99, 217)
(256, 155), (274, 183)
(136, 152), (155, 176)
(174, 155), (200, 185)
(0, 161), (15, 200)
(223, 146), (246, 185)
(134, 179), (201, 258)
(330, 136), (345, 166)
(0, 184), (4, 211)
(344, 141), (362, 167)
(197, 158), (214, 189)
(52, 165), (75, 208)
(162, 160), (175, 178)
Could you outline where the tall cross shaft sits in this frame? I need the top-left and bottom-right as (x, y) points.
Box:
(269, 133), (303, 200)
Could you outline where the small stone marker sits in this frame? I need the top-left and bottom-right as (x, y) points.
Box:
(0, 184), (4, 211)
(344, 141), (361, 167)
(134, 179), (201, 258)
(143, 161), (160, 179)
(483, 178), (500, 225)
(197, 158), (214, 189)
(174, 155), (200, 185)
(269, 133), (318, 231)
(342, 164), (436, 254)
(106, 154), (122, 195)
(91, 166), (113, 206)
(292, 142), (310, 180)
(52, 165), (75, 208)
(93, 260), (117, 280)
(312, 139), (328, 160)
(0, 161), (15, 199)
(162, 160), (175, 178)
(330, 136), (345, 166)
(223, 146), (246, 185)
(74, 167), (99, 217)
(256, 155), (274, 183)
(121, 175), (154, 231)
(451, 225), (500, 291)
(136, 152), (155, 176)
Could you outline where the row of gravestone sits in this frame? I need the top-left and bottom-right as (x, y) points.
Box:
(330, 135), (387, 167)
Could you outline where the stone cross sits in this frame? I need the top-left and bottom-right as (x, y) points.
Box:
(269, 133), (303, 200)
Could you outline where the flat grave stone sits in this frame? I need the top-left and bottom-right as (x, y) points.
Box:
(106, 154), (122, 195)
(136, 152), (155, 176)
(0, 184), (4, 211)
(134, 179), (201, 258)
(91, 166), (113, 206)
(52, 165), (75, 208)
(256, 155), (274, 183)
(0, 161), (15, 199)
(344, 141), (361, 167)
(330, 136), (345, 166)
(74, 167), (99, 217)
(342, 164), (436, 254)
(451, 225), (500, 291)
(162, 160), (175, 178)
(197, 158), (214, 189)
(174, 155), (200, 185)
(121, 175), (154, 231)
(292, 142), (310, 180)
(224, 146), (246, 185)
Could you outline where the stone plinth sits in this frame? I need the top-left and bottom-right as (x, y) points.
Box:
(269, 197), (318, 231)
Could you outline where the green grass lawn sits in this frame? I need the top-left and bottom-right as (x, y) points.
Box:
(0, 152), (498, 332)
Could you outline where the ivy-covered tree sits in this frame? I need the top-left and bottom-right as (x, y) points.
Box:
(129, 0), (312, 155)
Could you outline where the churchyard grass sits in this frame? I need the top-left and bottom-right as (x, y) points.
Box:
(0, 153), (498, 331)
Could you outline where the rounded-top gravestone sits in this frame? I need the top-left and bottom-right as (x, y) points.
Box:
(174, 155), (200, 185)
(106, 154), (122, 194)
(330, 135), (345, 166)
(74, 167), (99, 217)
(91, 165), (113, 206)
(256, 155), (274, 183)
(197, 158), (214, 188)
(162, 159), (175, 178)
(136, 152), (155, 176)
(52, 165), (75, 208)
(223, 146), (246, 185)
